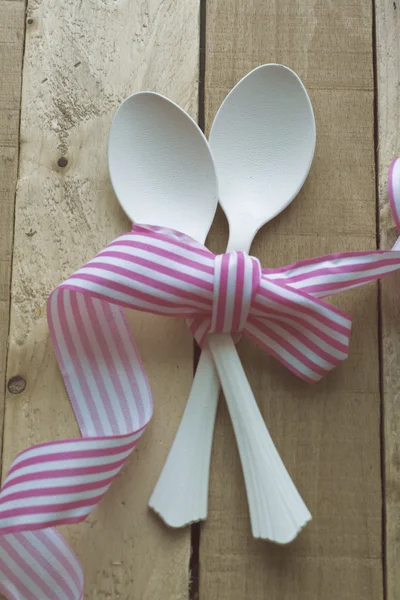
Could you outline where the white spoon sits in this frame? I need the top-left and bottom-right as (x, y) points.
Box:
(150, 65), (316, 542)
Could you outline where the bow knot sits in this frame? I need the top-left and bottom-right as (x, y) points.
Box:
(210, 251), (261, 334)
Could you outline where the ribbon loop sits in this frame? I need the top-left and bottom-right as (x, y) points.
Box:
(210, 251), (261, 334)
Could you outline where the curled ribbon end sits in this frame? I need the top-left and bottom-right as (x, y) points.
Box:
(388, 158), (400, 235)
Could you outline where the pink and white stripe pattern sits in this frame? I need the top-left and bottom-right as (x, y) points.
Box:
(210, 251), (261, 334)
(0, 161), (400, 598)
(0, 531), (83, 600)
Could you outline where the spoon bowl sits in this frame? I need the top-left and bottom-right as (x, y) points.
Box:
(108, 92), (218, 243)
(210, 64), (316, 249)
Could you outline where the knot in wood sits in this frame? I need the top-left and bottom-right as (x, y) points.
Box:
(7, 375), (26, 395)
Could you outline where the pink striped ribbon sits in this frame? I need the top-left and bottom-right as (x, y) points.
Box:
(0, 160), (400, 598)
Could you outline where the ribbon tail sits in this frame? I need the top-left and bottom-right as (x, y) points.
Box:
(0, 530), (83, 600)
(389, 158), (400, 234)
(48, 288), (153, 438)
(0, 433), (143, 535)
(0, 279), (154, 598)
(263, 249), (400, 299)
(0, 432), (143, 600)
(261, 158), (400, 299)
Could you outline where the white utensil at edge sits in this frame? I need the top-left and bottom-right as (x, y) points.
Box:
(150, 65), (316, 541)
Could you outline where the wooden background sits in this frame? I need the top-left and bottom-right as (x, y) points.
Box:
(0, 0), (399, 598)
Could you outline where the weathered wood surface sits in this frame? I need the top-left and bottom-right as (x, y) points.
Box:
(376, 1), (400, 599)
(2, 1), (199, 597)
(2, 0), (400, 598)
(201, 1), (382, 599)
(0, 0), (25, 463)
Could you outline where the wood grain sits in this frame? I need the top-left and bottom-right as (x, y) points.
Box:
(201, 1), (382, 599)
(2, 0), (200, 597)
(375, 0), (400, 598)
(0, 0), (25, 461)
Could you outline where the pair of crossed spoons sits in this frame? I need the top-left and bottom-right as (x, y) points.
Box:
(108, 64), (316, 543)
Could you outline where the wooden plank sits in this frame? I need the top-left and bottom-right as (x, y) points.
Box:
(0, 0), (25, 461)
(201, 2), (382, 599)
(375, 0), (400, 598)
(3, 1), (200, 597)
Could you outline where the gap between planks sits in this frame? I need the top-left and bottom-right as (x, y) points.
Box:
(189, 2), (208, 594)
(0, 1), (26, 474)
(375, 1), (400, 599)
(371, 0), (388, 598)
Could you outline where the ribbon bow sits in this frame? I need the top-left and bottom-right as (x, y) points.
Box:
(0, 162), (400, 599)
(188, 248), (351, 382)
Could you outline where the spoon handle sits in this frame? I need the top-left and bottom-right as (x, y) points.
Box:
(207, 334), (311, 543)
(149, 349), (219, 527)
(150, 332), (311, 542)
